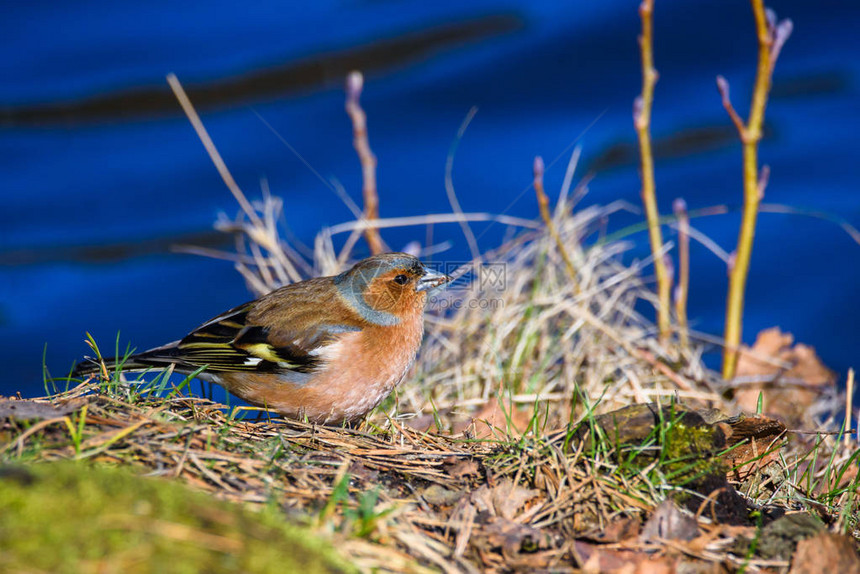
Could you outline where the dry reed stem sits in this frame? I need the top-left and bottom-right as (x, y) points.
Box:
(718, 2), (792, 379)
(533, 156), (579, 290)
(168, 73), (311, 294)
(445, 107), (482, 261)
(345, 71), (385, 255)
(846, 368), (855, 449)
(166, 74), (262, 231)
(634, 0), (672, 344)
(673, 198), (691, 350)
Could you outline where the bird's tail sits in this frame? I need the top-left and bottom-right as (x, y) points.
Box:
(71, 341), (188, 380)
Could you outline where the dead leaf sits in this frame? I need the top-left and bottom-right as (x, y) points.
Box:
(735, 328), (836, 424)
(789, 531), (860, 574)
(470, 478), (540, 520)
(581, 514), (641, 543)
(402, 413), (439, 432)
(718, 414), (787, 481)
(422, 484), (464, 507)
(635, 559), (678, 574)
(443, 457), (480, 480)
(640, 500), (699, 542)
(573, 541), (677, 573)
(480, 516), (551, 557)
(347, 460), (379, 482)
(458, 399), (534, 439)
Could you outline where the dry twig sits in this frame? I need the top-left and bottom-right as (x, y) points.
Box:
(673, 198), (691, 350)
(345, 71), (385, 255)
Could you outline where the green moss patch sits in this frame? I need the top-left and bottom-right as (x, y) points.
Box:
(0, 462), (355, 574)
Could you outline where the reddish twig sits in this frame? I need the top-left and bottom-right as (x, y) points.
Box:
(345, 71), (385, 255)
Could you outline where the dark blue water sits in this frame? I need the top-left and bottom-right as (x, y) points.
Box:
(2, 0), (858, 395)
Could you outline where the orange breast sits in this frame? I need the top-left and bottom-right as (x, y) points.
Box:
(215, 315), (424, 423)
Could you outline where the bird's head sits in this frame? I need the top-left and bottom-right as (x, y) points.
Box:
(335, 253), (450, 324)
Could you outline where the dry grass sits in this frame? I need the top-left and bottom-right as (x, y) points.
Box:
(3, 369), (857, 572)
(3, 75), (858, 573)
(188, 143), (726, 435)
(80, 125), (854, 571)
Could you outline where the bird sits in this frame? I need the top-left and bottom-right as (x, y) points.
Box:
(72, 253), (450, 424)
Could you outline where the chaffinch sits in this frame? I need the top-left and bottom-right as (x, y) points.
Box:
(73, 253), (450, 424)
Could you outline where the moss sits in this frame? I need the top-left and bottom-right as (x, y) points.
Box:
(571, 404), (754, 524)
(734, 513), (826, 560)
(758, 513), (826, 559)
(659, 421), (728, 485)
(0, 462), (356, 574)
(574, 403), (727, 484)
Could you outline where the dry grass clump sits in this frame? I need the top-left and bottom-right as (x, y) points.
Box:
(405, 198), (721, 431)
(167, 68), (724, 433)
(193, 152), (724, 435)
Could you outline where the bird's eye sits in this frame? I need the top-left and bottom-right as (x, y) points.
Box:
(393, 274), (409, 285)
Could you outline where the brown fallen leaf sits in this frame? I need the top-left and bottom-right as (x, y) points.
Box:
(789, 531), (860, 574)
(454, 398), (534, 439)
(717, 414), (787, 481)
(734, 328), (836, 424)
(347, 460), (379, 483)
(479, 516), (552, 557)
(470, 478), (540, 520)
(573, 540), (678, 574)
(640, 500), (699, 542)
(443, 457), (480, 481)
(635, 559), (678, 574)
(401, 413), (439, 433)
(421, 484), (465, 507)
(581, 514), (642, 543)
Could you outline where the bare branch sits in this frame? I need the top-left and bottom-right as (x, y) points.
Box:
(770, 19), (794, 69)
(715, 76), (746, 138)
(345, 71), (385, 255)
(673, 198), (690, 349)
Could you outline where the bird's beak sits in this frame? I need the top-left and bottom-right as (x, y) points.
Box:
(416, 268), (451, 292)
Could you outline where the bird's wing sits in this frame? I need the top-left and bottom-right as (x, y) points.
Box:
(156, 279), (365, 374)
